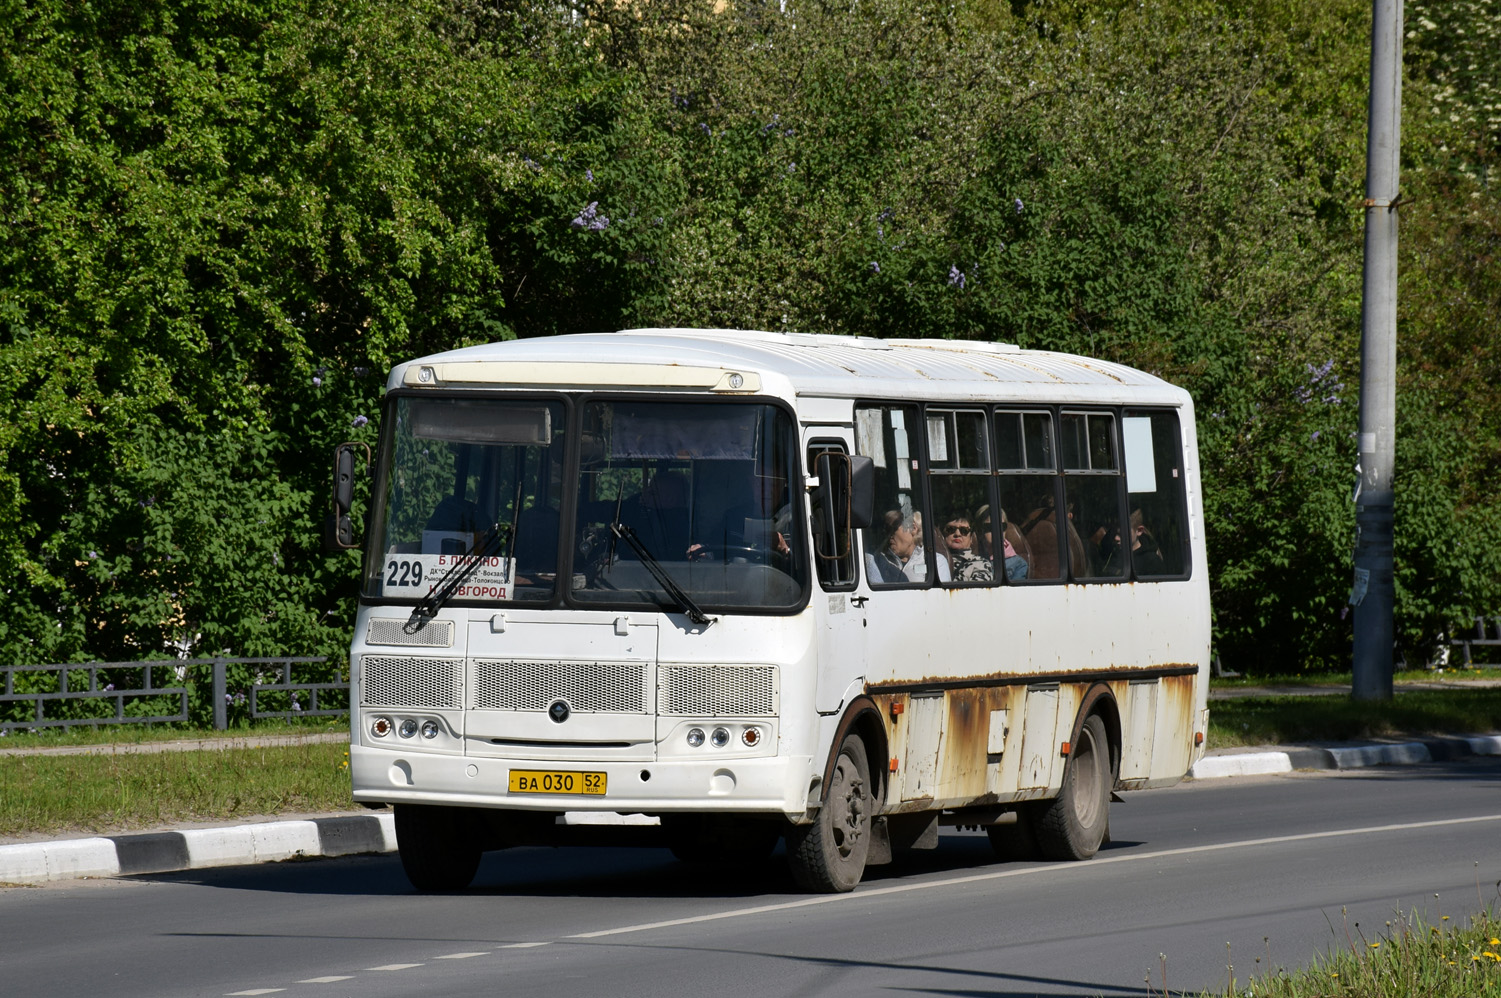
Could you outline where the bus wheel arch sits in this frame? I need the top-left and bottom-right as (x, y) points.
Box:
(788, 698), (885, 893)
(1031, 687), (1119, 862)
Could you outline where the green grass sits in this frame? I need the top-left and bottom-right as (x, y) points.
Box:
(1185, 907), (1501, 997)
(1210, 666), (1501, 688)
(1208, 689), (1501, 749)
(0, 739), (356, 840)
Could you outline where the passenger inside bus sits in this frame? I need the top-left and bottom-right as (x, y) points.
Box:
(941, 513), (993, 583)
(976, 504), (1030, 582)
(865, 509), (916, 584)
(1018, 490), (1087, 580)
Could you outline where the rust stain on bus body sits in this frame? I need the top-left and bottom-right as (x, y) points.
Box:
(869, 664), (1203, 808)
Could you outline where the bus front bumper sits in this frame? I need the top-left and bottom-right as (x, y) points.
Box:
(350, 745), (814, 817)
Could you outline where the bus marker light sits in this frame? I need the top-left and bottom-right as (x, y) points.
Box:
(741, 727), (761, 747)
(890, 702), (905, 717)
(371, 716), (393, 738)
(1195, 731), (1205, 746)
(889, 758), (899, 772)
(710, 727), (731, 748)
(1059, 741), (1071, 756)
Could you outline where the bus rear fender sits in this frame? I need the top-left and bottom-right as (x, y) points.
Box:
(1071, 683), (1122, 787)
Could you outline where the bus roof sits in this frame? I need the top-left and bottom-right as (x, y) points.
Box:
(389, 328), (1191, 407)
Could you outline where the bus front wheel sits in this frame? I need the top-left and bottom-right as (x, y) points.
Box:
(394, 803), (483, 891)
(1032, 713), (1112, 861)
(787, 733), (872, 892)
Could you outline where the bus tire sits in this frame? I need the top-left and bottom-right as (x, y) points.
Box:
(1031, 713), (1111, 861)
(787, 733), (872, 893)
(394, 803), (483, 891)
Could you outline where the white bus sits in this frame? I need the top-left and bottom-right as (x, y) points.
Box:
(332, 328), (1210, 893)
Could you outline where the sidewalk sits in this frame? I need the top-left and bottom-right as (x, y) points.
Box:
(5, 726), (1501, 886)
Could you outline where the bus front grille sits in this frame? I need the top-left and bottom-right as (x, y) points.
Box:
(658, 664), (778, 717)
(471, 660), (649, 714)
(361, 655), (463, 709)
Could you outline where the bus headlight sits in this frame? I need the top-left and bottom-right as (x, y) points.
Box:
(399, 719), (419, 739)
(686, 727), (706, 748)
(710, 727), (731, 748)
(420, 720), (440, 739)
(370, 716), (393, 738)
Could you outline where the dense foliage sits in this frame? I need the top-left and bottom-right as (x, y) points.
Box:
(1, 0), (1497, 673)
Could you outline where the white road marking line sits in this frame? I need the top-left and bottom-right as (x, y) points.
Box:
(367, 963), (424, 971)
(567, 812), (1501, 940)
(226, 991), (285, 996)
(297, 977), (355, 983)
(435, 952), (490, 959)
(501, 941), (552, 948)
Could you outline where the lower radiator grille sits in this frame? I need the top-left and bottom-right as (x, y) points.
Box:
(472, 659), (649, 713)
(361, 656), (463, 709)
(658, 664), (778, 717)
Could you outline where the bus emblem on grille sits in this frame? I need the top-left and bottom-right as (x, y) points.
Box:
(548, 700), (571, 723)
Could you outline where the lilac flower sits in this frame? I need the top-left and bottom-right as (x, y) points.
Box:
(311, 376), (322, 387)
(1014, 198), (1025, 214)
(1311, 430), (1322, 441)
(948, 265), (966, 289)
(104, 683), (114, 692)
(352, 415), (369, 428)
(88, 550), (100, 559)
(699, 122), (711, 136)
(571, 201), (610, 231)
(352, 366), (368, 378)
(225, 693), (234, 704)
(585, 168), (595, 183)
(787, 162), (796, 174)
(870, 261), (881, 273)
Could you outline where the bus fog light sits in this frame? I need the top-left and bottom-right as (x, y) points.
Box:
(420, 720), (440, 739)
(710, 727), (731, 748)
(370, 716), (392, 738)
(399, 719), (419, 739)
(686, 727), (705, 748)
(741, 727), (762, 747)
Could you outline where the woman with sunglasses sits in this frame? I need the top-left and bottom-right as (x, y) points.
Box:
(940, 512), (993, 583)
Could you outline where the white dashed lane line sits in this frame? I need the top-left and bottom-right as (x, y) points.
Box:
(221, 813), (1501, 997)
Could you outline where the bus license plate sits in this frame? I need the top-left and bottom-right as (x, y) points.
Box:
(508, 770), (607, 795)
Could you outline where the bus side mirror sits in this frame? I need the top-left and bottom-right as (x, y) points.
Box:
(848, 455), (874, 530)
(813, 452), (875, 536)
(324, 442), (370, 553)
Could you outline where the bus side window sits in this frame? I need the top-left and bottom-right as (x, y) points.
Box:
(1062, 411), (1126, 580)
(927, 408), (998, 587)
(854, 405), (928, 587)
(996, 410), (1063, 582)
(1122, 409), (1191, 578)
(808, 442), (858, 590)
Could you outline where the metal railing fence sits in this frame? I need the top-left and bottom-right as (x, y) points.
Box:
(0, 657), (349, 733)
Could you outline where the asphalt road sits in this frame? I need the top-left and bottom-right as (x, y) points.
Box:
(4, 758), (1501, 998)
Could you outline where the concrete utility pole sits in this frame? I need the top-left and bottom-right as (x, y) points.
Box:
(1352, 0), (1402, 701)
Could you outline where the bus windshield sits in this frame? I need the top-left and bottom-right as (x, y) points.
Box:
(362, 396), (805, 612)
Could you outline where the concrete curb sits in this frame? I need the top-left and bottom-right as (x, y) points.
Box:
(1190, 734), (1501, 780)
(0, 813), (396, 886)
(7, 735), (1501, 885)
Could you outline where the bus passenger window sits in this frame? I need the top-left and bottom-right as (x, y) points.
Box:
(855, 405), (928, 587)
(1062, 412), (1126, 580)
(997, 410), (1066, 582)
(1122, 410), (1191, 578)
(928, 409), (997, 586)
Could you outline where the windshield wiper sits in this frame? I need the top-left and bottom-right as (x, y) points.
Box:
(608, 520), (715, 627)
(405, 527), (507, 634)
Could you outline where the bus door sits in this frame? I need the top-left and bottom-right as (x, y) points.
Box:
(804, 431), (865, 714)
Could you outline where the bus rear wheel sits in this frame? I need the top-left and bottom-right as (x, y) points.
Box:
(787, 733), (872, 893)
(394, 803), (483, 891)
(1031, 714), (1112, 861)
